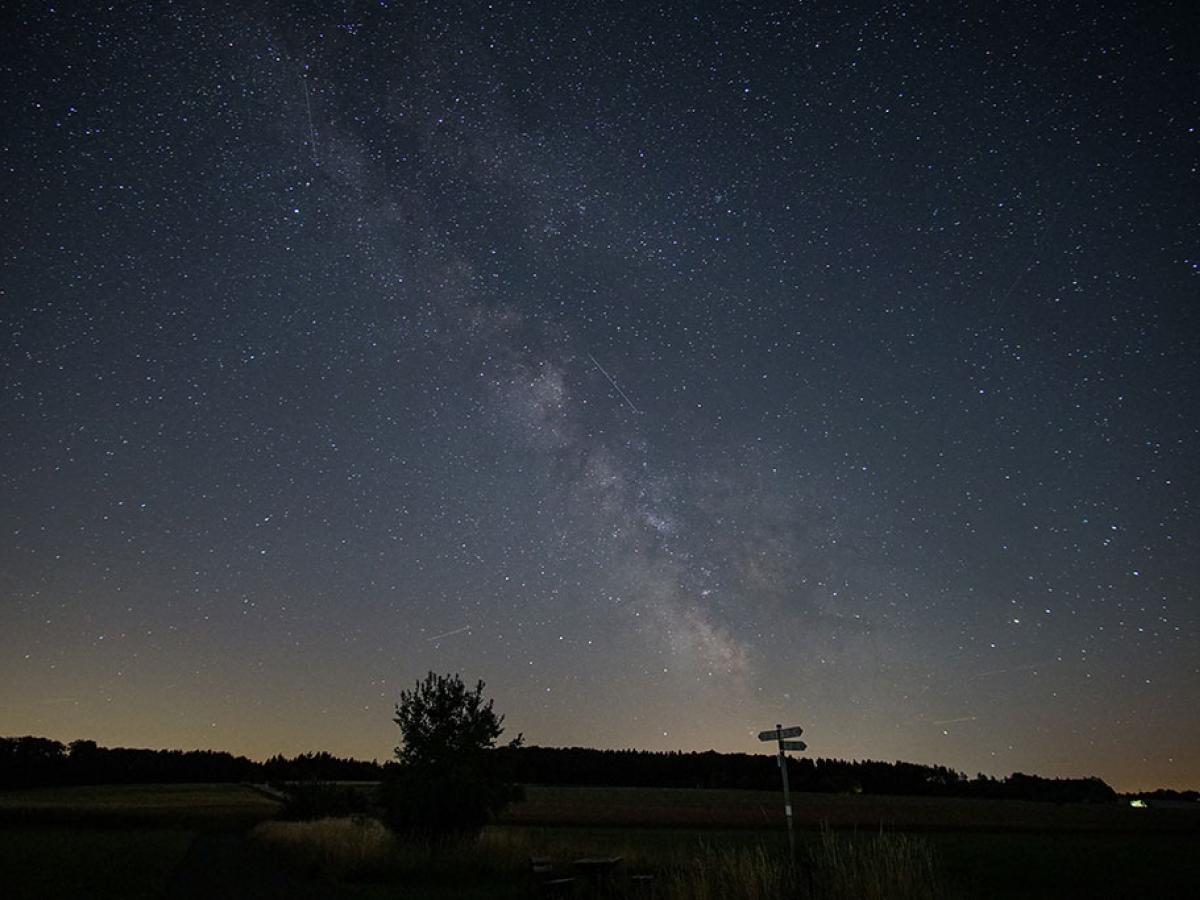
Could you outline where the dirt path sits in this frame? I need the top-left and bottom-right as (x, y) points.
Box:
(162, 828), (358, 899)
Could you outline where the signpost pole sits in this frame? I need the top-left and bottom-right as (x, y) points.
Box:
(759, 724), (804, 858)
(775, 723), (795, 857)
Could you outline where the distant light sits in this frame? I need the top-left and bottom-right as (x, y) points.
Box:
(1129, 799), (1147, 808)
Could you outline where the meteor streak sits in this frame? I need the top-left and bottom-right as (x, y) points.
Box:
(301, 69), (320, 165)
(426, 625), (471, 642)
(588, 352), (641, 414)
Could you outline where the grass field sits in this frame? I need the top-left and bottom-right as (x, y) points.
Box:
(0, 824), (195, 900)
(0, 782), (280, 827)
(928, 830), (1200, 900)
(251, 816), (1200, 900)
(0, 784), (280, 900)
(1, 782), (1196, 898)
(502, 783), (1200, 833)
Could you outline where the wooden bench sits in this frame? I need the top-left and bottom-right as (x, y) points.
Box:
(531, 856), (576, 895)
(531, 855), (631, 894)
(572, 855), (622, 883)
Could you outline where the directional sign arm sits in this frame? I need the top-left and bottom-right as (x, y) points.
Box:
(758, 725), (803, 741)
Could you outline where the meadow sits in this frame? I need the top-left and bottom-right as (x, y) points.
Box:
(0, 784), (279, 899)
(500, 783), (1198, 832)
(0, 782), (1196, 898)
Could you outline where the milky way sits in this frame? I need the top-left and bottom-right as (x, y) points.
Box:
(1, 1), (1196, 790)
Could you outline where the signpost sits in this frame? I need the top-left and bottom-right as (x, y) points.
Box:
(759, 726), (803, 740)
(759, 723), (805, 855)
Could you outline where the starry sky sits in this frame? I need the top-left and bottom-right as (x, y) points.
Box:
(2, 1), (1197, 792)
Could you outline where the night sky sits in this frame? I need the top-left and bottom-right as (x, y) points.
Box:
(2, 1), (1197, 792)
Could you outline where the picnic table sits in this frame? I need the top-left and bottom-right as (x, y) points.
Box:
(531, 855), (625, 895)
(572, 855), (622, 877)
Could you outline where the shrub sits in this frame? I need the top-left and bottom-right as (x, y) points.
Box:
(276, 780), (371, 821)
(379, 672), (522, 843)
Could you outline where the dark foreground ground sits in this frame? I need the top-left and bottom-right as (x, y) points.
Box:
(1, 783), (1196, 899)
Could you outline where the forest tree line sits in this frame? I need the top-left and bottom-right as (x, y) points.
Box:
(1, 735), (1126, 803)
(0, 736), (378, 787)
(491, 745), (1120, 804)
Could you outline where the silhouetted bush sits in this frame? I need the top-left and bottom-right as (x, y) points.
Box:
(379, 672), (523, 843)
(276, 781), (373, 821)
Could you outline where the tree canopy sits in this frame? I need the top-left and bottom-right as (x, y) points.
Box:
(392, 671), (516, 767)
(379, 672), (523, 841)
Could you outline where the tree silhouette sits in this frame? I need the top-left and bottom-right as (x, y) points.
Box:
(379, 672), (522, 842)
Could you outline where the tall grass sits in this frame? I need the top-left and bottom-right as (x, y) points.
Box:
(661, 844), (789, 900)
(658, 828), (942, 900)
(251, 817), (397, 881)
(805, 827), (942, 900)
(252, 817), (943, 898)
(251, 817), (549, 882)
